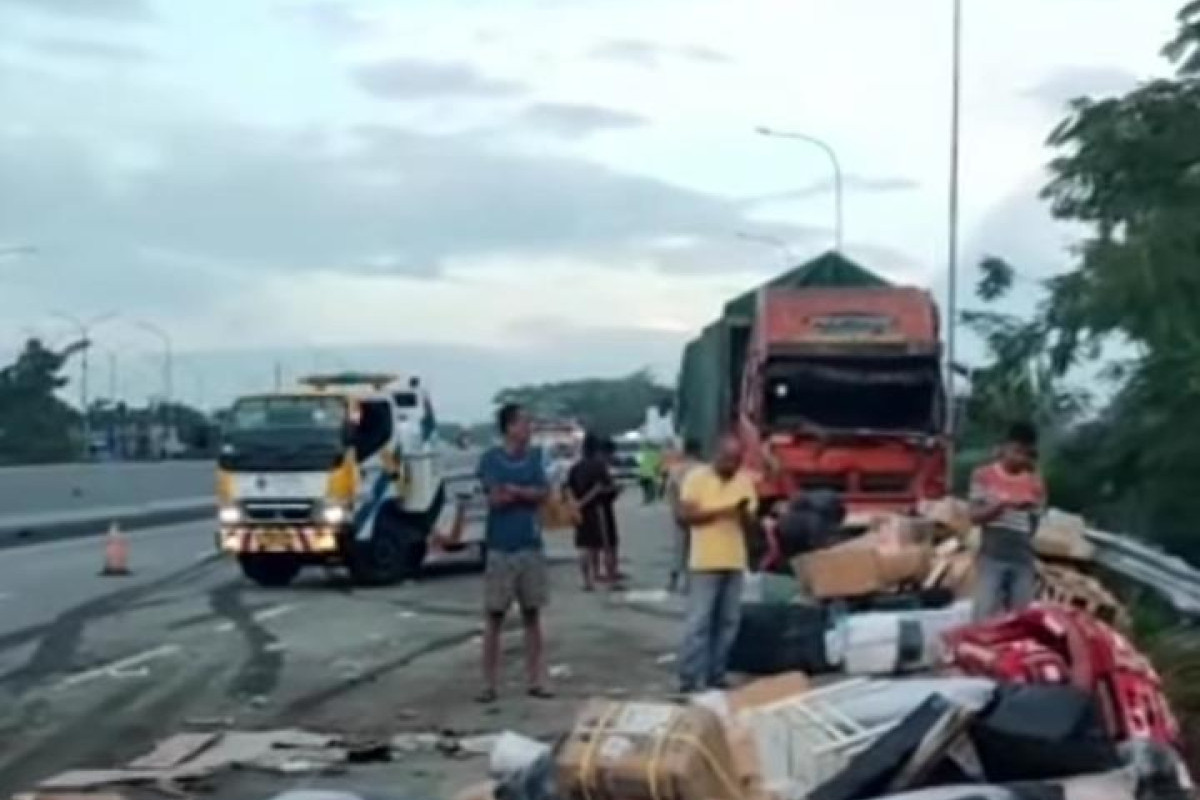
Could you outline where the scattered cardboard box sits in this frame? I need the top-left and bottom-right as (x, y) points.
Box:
(918, 498), (974, 537)
(557, 700), (739, 800)
(452, 780), (497, 800)
(1035, 510), (1095, 563)
(796, 537), (932, 599)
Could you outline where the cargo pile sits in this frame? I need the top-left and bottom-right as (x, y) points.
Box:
(460, 502), (1189, 800)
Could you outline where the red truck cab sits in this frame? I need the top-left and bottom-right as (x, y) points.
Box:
(737, 286), (947, 519)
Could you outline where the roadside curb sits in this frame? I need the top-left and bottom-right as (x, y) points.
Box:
(0, 500), (213, 551)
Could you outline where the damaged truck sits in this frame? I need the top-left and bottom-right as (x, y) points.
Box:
(676, 252), (948, 521)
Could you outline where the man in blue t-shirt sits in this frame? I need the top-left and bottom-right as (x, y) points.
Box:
(475, 403), (550, 703)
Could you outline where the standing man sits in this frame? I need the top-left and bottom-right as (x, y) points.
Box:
(969, 421), (1046, 621)
(677, 433), (757, 693)
(476, 403), (552, 703)
(665, 438), (703, 594)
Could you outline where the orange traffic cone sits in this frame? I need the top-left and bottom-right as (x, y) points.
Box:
(100, 522), (130, 576)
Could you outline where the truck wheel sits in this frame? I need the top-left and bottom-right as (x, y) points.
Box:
(239, 555), (301, 588)
(348, 504), (422, 586)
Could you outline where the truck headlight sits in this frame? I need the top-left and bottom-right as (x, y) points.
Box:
(218, 505), (241, 525)
(321, 505), (349, 525)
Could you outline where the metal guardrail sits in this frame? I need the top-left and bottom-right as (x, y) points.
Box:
(1085, 528), (1200, 617)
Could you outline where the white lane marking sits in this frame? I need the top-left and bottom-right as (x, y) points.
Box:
(213, 603), (297, 633)
(60, 644), (182, 688)
(254, 603), (295, 622)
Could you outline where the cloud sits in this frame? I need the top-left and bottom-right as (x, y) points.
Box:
(352, 58), (525, 100)
(1024, 66), (1140, 110)
(749, 175), (920, 204)
(0, 0), (153, 22)
(0, 115), (828, 320)
(589, 39), (732, 69)
(280, 0), (372, 41)
(515, 102), (648, 139)
(27, 37), (152, 64)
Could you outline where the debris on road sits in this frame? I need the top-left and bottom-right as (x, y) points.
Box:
(620, 589), (671, 604)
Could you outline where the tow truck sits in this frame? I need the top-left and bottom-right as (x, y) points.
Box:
(215, 372), (477, 587)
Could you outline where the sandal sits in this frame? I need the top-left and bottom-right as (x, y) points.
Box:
(527, 686), (555, 700)
(475, 688), (498, 704)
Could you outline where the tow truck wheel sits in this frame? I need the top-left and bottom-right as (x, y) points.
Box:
(238, 555), (301, 588)
(348, 504), (420, 586)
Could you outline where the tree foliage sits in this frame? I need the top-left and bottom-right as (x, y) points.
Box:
(0, 339), (84, 464)
(494, 369), (671, 436)
(963, 2), (1200, 561)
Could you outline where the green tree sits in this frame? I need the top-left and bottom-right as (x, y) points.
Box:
(494, 369), (671, 436)
(0, 338), (86, 464)
(1020, 2), (1200, 560)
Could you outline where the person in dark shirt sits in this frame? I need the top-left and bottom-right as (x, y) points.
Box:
(597, 437), (626, 585)
(475, 403), (551, 703)
(567, 433), (619, 591)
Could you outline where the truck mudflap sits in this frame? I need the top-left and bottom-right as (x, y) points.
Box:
(218, 525), (341, 555)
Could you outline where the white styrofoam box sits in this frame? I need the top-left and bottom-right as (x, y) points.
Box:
(843, 613), (903, 675)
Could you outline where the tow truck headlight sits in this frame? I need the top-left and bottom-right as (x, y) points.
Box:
(321, 505), (349, 525)
(218, 505), (241, 525)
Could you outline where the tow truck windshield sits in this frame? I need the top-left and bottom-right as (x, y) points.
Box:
(220, 396), (349, 472)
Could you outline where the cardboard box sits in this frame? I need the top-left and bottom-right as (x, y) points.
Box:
(695, 673), (812, 793)
(795, 537), (932, 599)
(945, 552), (976, 598)
(557, 700), (740, 800)
(1035, 510), (1095, 562)
(918, 498), (974, 537)
(795, 542), (884, 598)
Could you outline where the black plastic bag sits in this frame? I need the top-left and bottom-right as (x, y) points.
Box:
(969, 684), (1121, 782)
(729, 602), (830, 675)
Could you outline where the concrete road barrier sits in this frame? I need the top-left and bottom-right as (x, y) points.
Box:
(0, 448), (482, 549)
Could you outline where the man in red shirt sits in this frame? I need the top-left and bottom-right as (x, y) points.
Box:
(969, 422), (1046, 621)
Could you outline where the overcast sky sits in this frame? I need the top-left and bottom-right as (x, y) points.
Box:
(0, 0), (1181, 419)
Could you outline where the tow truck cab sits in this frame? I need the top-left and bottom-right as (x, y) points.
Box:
(215, 373), (448, 587)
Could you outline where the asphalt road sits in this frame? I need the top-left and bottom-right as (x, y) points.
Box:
(0, 496), (682, 798)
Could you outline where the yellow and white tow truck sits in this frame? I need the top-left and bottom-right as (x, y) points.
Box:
(215, 373), (462, 586)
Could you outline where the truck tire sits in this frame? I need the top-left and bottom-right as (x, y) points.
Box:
(238, 555), (301, 588)
(348, 504), (422, 586)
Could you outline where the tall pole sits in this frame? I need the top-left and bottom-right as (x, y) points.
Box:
(946, 0), (963, 469)
(107, 350), (119, 401)
(136, 321), (173, 455)
(755, 127), (845, 251)
(52, 312), (116, 460)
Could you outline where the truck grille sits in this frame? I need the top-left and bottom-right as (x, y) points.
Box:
(796, 473), (848, 492)
(241, 500), (317, 523)
(859, 473), (912, 494)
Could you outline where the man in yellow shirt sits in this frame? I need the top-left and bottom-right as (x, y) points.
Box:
(677, 433), (757, 692)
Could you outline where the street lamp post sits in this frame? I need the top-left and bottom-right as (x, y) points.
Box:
(136, 321), (174, 459)
(946, 0), (964, 449)
(755, 126), (846, 251)
(51, 311), (117, 460)
(735, 231), (795, 266)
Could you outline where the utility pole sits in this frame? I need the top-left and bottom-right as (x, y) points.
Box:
(52, 312), (116, 460)
(946, 0), (964, 475)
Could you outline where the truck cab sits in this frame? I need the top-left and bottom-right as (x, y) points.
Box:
(738, 287), (947, 519)
(215, 373), (451, 586)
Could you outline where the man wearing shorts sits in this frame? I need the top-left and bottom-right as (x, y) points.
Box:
(476, 403), (551, 703)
